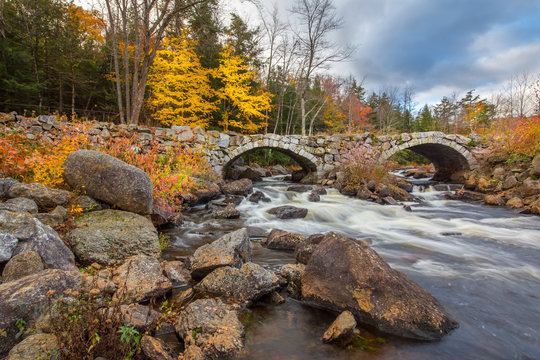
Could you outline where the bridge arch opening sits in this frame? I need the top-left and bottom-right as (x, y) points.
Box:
(383, 142), (474, 182)
(223, 144), (319, 180)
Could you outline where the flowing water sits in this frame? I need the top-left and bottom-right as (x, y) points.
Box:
(163, 176), (540, 360)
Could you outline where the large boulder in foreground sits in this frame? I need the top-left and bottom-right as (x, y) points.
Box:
(301, 232), (458, 341)
(63, 150), (153, 214)
(66, 210), (159, 265)
(189, 228), (252, 279)
(175, 299), (244, 360)
(195, 262), (279, 302)
(0, 269), (81, 356)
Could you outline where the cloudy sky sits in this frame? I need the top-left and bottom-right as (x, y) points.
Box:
(227, 0), (540, 107)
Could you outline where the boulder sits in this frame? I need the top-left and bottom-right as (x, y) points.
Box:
(0, 232), (18, 263)
(112, 255), (172, 303)
(0, 269), (81, 356)
(262, 229), (306, 250)
(7, 183), (70, 211)
(63, 150), (153, 214)
(312, 186), (328, 195)
(0, 198), (38, 214)
(212, 204), (240, 219)
(34, 205), (68, 227)
(195, 262), (279, 302)
(66, 210), (159, 265)
(267, 206), (308, 219)
(141, 335), (175, 360)
(6, 333), (58, 360)
(221, 178), (253, 197)
(295, 233), (325, 265)
(321, 311), (357, 343)
(189, 228), (252, 279)
(248, 191), (270, 203)
(301, 232), (458, 340)
(476, 177), (493, 193)
(531, 154), (540, 177)
(2, 251), (44, 283)
(0, 211), (36, 240)
(162, 260), (191, 287)
(0, 178), (19, 198)
(520, 179), (540, 197)
(175, 299), (244, 360)
(12, 218), (76, 271)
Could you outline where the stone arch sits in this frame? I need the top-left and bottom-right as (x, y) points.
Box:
(222, 138), (320, 178)
(381, 137), (477, 181)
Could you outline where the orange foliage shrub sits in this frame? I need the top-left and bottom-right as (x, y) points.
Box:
(480, 116), (540, 157)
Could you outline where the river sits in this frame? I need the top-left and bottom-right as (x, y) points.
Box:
(163, 176), (540, 360)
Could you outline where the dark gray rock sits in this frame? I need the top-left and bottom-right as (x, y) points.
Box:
(195, 262), (279, 302)
(308, 192), (320, 202)
(301, 232), (458, 340)
(66, 210), (159, 266)
(287, 185), (311, 193)
(0, 198), (38, 214)
(191, 182), (221, 205)
(312, 186), (327, 195)
(294, 233), (325, 265)
(238, 167), (263, 182)
(0, 178), (19, 198)
(267, 206), (308, 219)
(161, 260), (191, 287)
(72, 195), (102, 212)
(63, 150), (153, 214)
(190, 228), (252, 279)
(13, 218), (76, 271)
(248, 191), (270, 203)
(0, 211), (37, 240)
(7, 183), (70, 211)
(34, 205), (68, 227)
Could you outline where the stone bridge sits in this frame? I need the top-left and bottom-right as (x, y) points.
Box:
(201, 130), (480, 181)
(1, 114), (482, 182)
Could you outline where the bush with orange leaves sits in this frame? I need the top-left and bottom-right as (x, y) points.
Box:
(479, 116), (540, 159)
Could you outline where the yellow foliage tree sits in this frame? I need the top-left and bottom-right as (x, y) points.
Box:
(147, 34), (216, 128)
(215, 46), (272, 133)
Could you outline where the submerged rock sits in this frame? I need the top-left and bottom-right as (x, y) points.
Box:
(262, 229), (306, 250)
(248, 191), (271, 203)
(66, 209), (159, 266)
(195, 262), (279, 302)
(301, 232), (458, 341)
(175, 298), (244, 360)
(321, 311), (357, 343)
(189, 228), (252, 279)
(63, 150), (153, 214)
(267, 205), (308, 219)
